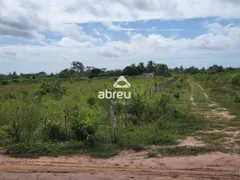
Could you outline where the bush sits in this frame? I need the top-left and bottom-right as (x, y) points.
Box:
(4, 92), (16, 100)
(87, 97), (96, 107)
(12, 79), (19, 83)
(1, 80), (8, 85)
(41, 120), (65, 141)
(230, 74), (240, 86)
(154, 93), (173, 115)
(38, 79), (66, 100)
(125, 92), (145, 124)
(71, 121), (95, 141)
(173, 92), (180, 100)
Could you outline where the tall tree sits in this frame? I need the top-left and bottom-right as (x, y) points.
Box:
(146, 60), (155, 73)
(137, 62), (146, 74)
(155, 64), (170, 76)
(91, 68), (102, 77)
(122, 66), (140, 76)
(71, 61), (85, 73)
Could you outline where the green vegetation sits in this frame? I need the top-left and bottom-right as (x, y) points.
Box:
(195, 69), (240, 118)
(0, 62), (239, 157)
(157, 146), (213, 156)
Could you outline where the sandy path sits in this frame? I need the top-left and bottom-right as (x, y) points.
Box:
(188, 81), (197, 106)
(0, 151), (240, 179)
(196, 83), (209, 99)
(190, 81), (236, 120)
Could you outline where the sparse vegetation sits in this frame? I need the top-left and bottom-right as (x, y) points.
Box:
(0, 62), (239, 157)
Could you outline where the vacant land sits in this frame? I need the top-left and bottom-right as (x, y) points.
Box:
(0, 70), (240, 179)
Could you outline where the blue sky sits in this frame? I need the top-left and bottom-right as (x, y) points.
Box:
(0, 0), (240, 73)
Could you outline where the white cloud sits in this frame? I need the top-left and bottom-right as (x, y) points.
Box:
(1, 22), (239, 73)
(0, 0), (239, 41)
(102, 22), (139, 31)
(34, 0), (240, 23)
(93, 29), (102, 36)
(1, 0), (240, 26)
(0, 1), (240, 73)
(0, 1), (47, 41)
(51, 24), (101, 43)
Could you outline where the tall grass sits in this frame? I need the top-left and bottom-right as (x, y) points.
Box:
(0, 76), (207, 157)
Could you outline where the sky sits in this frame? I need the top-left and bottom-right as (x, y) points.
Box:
(0, 0), (240, 74)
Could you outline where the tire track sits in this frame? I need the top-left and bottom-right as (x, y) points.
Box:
(0, 163), (239, 179)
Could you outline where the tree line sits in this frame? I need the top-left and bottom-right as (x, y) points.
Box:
(0, 61), (239, 84)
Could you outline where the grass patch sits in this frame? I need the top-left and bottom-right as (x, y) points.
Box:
(3, 141), (119, 158)
(87, 142), (119, 158)
(146, 152), (161, 158)
(4, 141), (85, 158)
(158, 146), (213, 156)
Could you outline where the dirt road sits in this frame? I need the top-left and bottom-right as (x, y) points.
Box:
(0, 151), (240, 180)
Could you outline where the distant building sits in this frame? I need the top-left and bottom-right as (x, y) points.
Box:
(142, 73), (155, 77)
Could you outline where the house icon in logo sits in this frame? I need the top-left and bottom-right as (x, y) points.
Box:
(113, 76), (131, 88)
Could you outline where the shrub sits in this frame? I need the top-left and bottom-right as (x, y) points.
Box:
(155, 93), (173, 115)
(4, 92), (16, 100)
(12, 79), (19, 83)
(71, 121), (95, 141)
(230, 74), (240, 86)
(173, 92), (180, 100)
(38, 79), (66, 100)
(126, 92), (145, 124)
(87, 97), (96, 107)
(41, 120), (65, 141)
(1, 80), (8, 85)
(1, 120), (21, 143)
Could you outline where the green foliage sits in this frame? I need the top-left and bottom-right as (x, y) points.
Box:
(207, 64), (224, 74)
(4, 92), (16, 100)
(158, 146), (212, 156)
(71, 121), (95, 141)
(1, 80), (8, 85)
(146, 60), (155, 73)
(118, 122), (178, 148)
(230, 74), (240, 86)
(173, 92), (180, 100)
(125, 92), (145, 124)
(155, 64), (170, 76)
(147, 152), (160, 158)
(89, 68), (103, 78)
(0, 76), (209, 157)
(38, 79), (66, 100)
(0, 123), (19, 141)
(87, 97), (96, 107)
(4, 141), (85, 157)
(12, 79), (19, 83)
(122, 66), (140, 76)
(41, 120), (65, 141)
